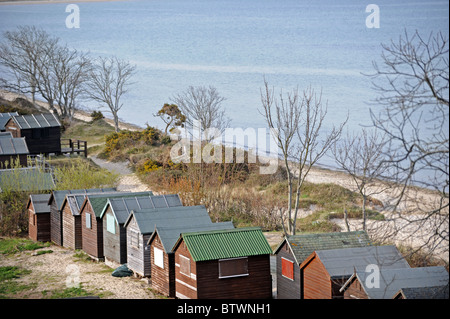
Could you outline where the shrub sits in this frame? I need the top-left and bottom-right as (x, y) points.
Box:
(90, 110), (104, 121)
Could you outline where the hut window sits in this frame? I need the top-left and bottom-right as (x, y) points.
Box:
(219, 257), (248, 279)
(281, 257), (294, 280)
(180, 255), (190, 277)
(86, 213), (92, 229)
(106, 214), (115, 234)
(154, 247), (164, 269)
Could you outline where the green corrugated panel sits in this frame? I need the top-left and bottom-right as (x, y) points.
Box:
(88, 191), (153, 217)
(183, 227), (272, 262)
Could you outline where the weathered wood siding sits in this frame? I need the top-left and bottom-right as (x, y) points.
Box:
(126, 218), (151, 277)
(149, 233), (175, 297)
(62, 203), (82, 250)
(343, 277), (368, 299)
(276, 241), (300, 299)
(49, 199), (62, 246)
(81, 203), (104, 259)
(175, 240), (198, 299)
(4, 120), (20, 138)
(103, 208), (127, 264)
(301, 254), (332, 299)
(28, 200), (51, 242)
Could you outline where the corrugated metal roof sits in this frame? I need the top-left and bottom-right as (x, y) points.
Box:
(10, 113), (61, 129)
(29, 193), (51, 213)
(396, 285), (449, 299)
(0, 137), (29, 155)
(51, 188), (117, 210)
(151, 221), (235, 253)
(87, 191), (154, 217)
(274, 231), (371, 265)
(127, 205), (210, 235)
(313, 245), (410, 278)
(348, 266), (449, 299)
(182, 227), (273, 262)
(102, 194), (181, 223)
(0, 112), (18, 130)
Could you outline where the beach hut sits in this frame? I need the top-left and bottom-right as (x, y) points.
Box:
(172, 227), (273, 299)
(79, 191), (154, 260)
(147, 219), (234, 297)
(100, 194), (181, 266)
(299, 245), (410, 299)
(27, 193), (51, 242)
(48, 188), (116, 246)
(340, 266), (449, 299)
(0, 112), (18, 132)
(273, 231), (371, 299)
(5, 113), (61, 155)
(0, 132), (29, 167)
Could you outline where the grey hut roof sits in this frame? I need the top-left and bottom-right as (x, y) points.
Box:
(0, 137), (29, 155)
(124, 205), (212, 236)
(103, 194), (182, 225)
(0, 112), (18, 130)
(274, 231), (371, 265)
(49, 188), (117, 210)
(83, 191), (154, 217)
(341, 266), (449, 299)
(149, 221), (235, 253)
(304, 245), (410, 279)
(8, 113), (61, 129)
(27, 193), (51, 213)
(0, 132), (13, 138)
(395, 285), (449, 299)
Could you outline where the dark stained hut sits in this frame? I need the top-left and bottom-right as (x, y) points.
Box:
(48, 188), (116, 246)
(0, 132), (29, 167)
(172, 227), (273, 299)
(340, 266), (449, 299)
(5, 113), (61, 155)
(100, 194), (181, 267)
(146, 216), (234, 297)
(27, 193), (51, 242)
(299, 245), (410, 299)
(273, 231), (371, 299)
(79, 191), (154, 261)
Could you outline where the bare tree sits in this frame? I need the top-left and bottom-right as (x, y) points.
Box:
(172, 85), (231, 142)
(367, 29), (449, 260)
(260, 80), (346, 235)
(332, 128), (389, 230)
(0, 26), (59, 111)
(87, 56), (136, 132)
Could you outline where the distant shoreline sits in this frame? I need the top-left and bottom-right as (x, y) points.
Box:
(0, 0), (127, 5)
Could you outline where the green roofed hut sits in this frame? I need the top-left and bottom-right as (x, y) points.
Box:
(172, 227), (273, 299)
(145, 211), (234, 297)
(78, 191), (154, 261)
(99, 194), (181, 266)
(273, 231), (372, 299)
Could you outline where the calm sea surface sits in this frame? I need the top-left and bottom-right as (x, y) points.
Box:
(0, 0), (448, 167)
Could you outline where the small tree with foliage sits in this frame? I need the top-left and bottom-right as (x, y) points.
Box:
(155, 103), (186, 135)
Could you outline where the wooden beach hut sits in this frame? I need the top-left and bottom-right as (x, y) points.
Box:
(340, 266), (449, 299)
(5, 113), (61, 155)
(273, 231), (371, 299)
(172, 227), (273, 299)
(79, 191), (154, 260)
(48, 188), (116, 246)
(0, 112), (19, 132)
(299, 245), (410, 299)
(0, 132), (29, 167)
(100, 194), (181, 266)
(147, 218), (234, 297)
(27, 193), (51, 242)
